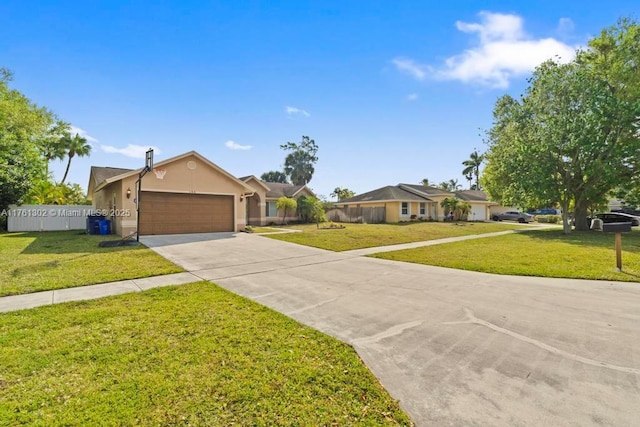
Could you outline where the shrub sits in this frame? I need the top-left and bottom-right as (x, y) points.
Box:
(536, 215), (560, 223)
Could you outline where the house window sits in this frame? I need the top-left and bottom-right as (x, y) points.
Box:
(266, 201), (277, 217)
(419, 203), (426, 215)
(401, 202), (409, 216)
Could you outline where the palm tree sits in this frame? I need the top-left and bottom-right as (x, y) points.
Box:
(60, 132), (91, 183)
(26, 181), (65, 204)
(462, 150), (484, 190)
(39, 120), (70, 177)
(455, 201), (472, 221)
(330, 187), (355, 201)
(440, 197), (459, 220)
(448, 179), (461, 191)
(420, 178), (430, 187)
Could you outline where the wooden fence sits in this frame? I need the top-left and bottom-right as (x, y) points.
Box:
(6, 205), (95, 232)
(326, 206), (386, 224)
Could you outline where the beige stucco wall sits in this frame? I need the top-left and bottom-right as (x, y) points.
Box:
(388, 201), (439, 222)
(93, 181), (131, 236)
(243, 177), (267, 226)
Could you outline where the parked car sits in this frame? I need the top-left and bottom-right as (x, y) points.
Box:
(491, 211), (534, 223)
(588, 212), (640, 226)
(611, 208), (640, 216)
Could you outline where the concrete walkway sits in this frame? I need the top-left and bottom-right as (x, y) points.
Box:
(0, 272), (199, 313)
(0, 229), (517, 313)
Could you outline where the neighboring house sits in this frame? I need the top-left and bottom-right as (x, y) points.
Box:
(240, 176), (316, 225)
(337, 184), (496, 222)
(88, 151), (317, 236)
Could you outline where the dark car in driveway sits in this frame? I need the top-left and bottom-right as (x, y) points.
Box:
(529, 208), (560, 216)
(589, 212), (640, 226)
(491, 211), (534, 223)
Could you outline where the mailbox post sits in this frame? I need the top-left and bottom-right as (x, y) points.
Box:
(601, 222), (632, 271)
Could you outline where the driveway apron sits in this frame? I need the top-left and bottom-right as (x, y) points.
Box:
(142, 232), (640, 426)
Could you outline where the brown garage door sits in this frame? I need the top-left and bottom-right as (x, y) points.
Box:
(139, 192), (234, 235)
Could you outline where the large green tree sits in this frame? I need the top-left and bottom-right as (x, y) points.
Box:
(483, 39), (640, 233)
(0, 69), (53, 213)
(281, 136), (319, 185)
(583, 18), (640, 207)
(260, 170), (289, 183)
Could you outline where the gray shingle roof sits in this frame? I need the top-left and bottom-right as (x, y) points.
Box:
(263, 182), (307, 198)
(454, 190), (489, 202)
(399, 183), (452, 196)
(90, 166), (134, 187)
(340, 185), (431, 203)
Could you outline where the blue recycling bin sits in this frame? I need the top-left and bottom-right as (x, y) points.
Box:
(98, 219), (111, 235)
(87, 214), (105, 235)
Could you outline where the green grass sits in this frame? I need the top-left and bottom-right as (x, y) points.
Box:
(371, 229), (640, 282)
(0, 282), (412, 426)
(264, 222), (532, 251)
(0, 231), (183, 297)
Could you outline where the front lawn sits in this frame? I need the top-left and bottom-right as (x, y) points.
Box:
(0, 231), (183, 297)
(0, 282), (411, 425)
(264, 222), (533, 251)
(371, 229), (640, 282)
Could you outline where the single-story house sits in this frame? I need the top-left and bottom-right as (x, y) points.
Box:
(337, 183), (497, 222)
(240, 176), (316, 225)
(87, 151), (316, 236)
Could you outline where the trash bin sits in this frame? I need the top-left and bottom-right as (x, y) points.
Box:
(98, 219), (111, 235)
(87, 214), (105, 235)
(590, 218), (603, 231)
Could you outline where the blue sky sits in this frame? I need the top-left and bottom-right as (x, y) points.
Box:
(1, 1), (637, 199)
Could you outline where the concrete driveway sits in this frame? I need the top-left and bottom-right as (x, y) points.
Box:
(142, 233), (640, 426)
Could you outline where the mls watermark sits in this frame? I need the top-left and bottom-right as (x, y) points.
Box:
(1, 208), (132, 218)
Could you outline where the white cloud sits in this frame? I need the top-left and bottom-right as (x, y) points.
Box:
(225, 140), (252, 150)
(557, 17), (575, 35)
(70, 125), (98, 143)
(391, 58), (427, 80)
(407, 93), (419, 101)
(394, 11), (578, 89)
(285, 106), (310, 117)
(101, 144), (162, 159)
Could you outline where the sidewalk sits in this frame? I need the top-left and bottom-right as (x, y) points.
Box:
(341, 230), (517, 256)
(0, 272), (200, 313)
(0, 229), (521, 313)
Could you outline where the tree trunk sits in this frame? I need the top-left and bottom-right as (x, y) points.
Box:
(61, 156), (72, 184)
(574, 198), (590, 231)
(281, 207), (288, 225)
(560, 201), (572, 234)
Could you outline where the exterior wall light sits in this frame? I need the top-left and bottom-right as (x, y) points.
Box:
(126, 188), (132, 199)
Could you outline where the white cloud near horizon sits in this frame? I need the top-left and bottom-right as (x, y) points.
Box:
(70, 125), (99, 143)
(392, 58), (427, 81)
(225, 140), (252, 150)
(101, 144), (162, 159)
(285, 106), (310, 117)
(557, 17), (575, 35)
(393, 12), (578, 88)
